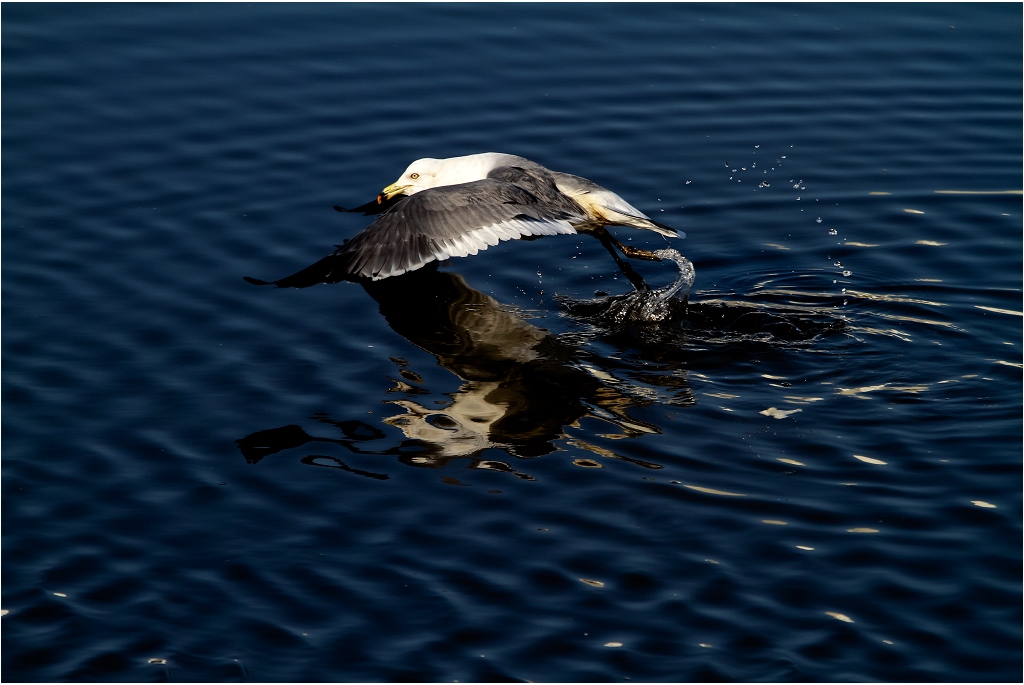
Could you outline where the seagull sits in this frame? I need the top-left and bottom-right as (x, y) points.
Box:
(245, 152), (683, 287)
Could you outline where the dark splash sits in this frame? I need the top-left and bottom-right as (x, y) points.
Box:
(566, 294), (847, 346)
(562, 251), (847, 348)
(589, 248), (696, 324)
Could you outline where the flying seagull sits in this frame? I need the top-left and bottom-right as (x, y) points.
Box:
(245, 152), (683, 287)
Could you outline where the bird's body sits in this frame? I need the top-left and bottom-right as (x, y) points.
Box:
(247, 152), (682, 287)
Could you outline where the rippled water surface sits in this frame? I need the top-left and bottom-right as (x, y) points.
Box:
(3, 4), (1021, 682)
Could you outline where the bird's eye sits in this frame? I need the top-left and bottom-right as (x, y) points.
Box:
(410, 173), (419, 179)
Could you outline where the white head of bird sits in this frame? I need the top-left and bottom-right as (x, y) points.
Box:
(379, 153), (514, 201)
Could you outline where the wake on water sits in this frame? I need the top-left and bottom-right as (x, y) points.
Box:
(561, 249), (846, 345)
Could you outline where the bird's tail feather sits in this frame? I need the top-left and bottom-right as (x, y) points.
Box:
(598, 204), (684, 239)
(644, 216), (685, 239)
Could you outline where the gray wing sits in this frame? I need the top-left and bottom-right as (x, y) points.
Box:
(336, 171), (586, 281)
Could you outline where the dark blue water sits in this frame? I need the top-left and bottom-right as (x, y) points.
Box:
(3, 4), (1021, 682)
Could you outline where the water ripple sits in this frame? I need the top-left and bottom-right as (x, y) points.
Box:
(4, 3), (1021, 682)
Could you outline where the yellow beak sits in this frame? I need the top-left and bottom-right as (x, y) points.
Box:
(379, 182), (411, 202)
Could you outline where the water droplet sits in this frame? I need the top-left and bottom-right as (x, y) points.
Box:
(842, 270), (852, 277)
(816, 217), (822, 223)
(829, 228), (837, 235)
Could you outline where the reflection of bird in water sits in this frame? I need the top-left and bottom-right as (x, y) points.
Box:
(244, 152), (683, 286)
(363, 267), (672, 463)
(237, 266), (682, 474)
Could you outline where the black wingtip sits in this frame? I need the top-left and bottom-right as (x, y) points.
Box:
(243, 251), (361, 289)
(649, 218), (685, 239)
(336, 195), (406, 216)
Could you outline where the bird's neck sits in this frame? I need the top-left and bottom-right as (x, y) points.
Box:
(436, 153), (528, 186)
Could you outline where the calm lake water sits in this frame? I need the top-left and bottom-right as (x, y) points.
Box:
(3, 3), (1021, 682)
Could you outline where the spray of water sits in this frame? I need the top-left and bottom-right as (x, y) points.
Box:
(604, 249), (695, 323)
